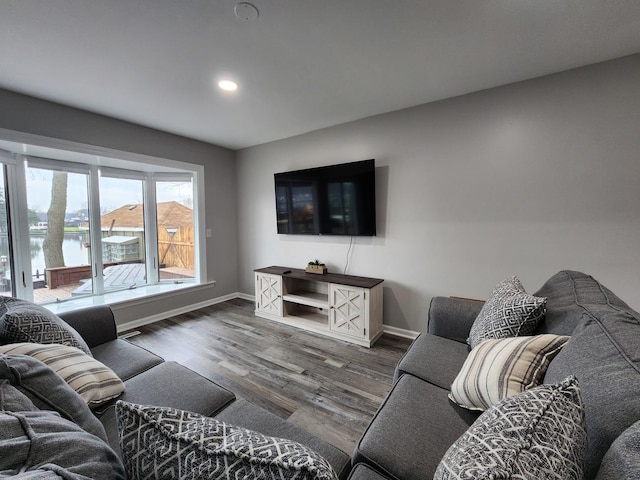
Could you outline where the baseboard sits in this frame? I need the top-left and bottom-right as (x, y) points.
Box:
(382, 325), (420, 340)
(117, 291), (421, 341)
(236, 292), (254, 302)
(116, 291), (241, 333)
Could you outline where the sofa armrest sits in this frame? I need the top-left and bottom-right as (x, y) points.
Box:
(57, 305), (118, 348)
(427, 296), (484, 343)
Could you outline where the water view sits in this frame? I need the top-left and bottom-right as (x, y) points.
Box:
(0, 233), (91, 277)
(30, 233), (91, 275)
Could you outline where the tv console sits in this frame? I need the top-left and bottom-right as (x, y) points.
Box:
(254, 266), (384, 348)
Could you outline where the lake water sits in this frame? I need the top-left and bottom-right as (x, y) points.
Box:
(30, 233), (91, 275)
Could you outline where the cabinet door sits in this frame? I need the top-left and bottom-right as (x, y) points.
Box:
(255, 273), (282, 316)
(329, 284), (367, 339)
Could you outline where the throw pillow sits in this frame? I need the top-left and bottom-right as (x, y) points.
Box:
(116, 401), (338, 480)
(0, 343), (124, 407)
(449, 334), (570, 411)
(0, 297), (91, 355)
(0, 409), (124, 479)
(0, 353), (108, 442)
(434, 376), (587, 480)
(467, 276), (546, 349)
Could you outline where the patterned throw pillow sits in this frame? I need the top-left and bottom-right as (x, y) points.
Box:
(449, 334), (570, 410)
(116, 401), (338, 480)
(434, 376), (587, 480)
(0, 343), (124, 407)
(467, 276), (546, 349)
(0, 297), (91, 355)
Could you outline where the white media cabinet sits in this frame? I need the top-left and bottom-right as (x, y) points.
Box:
(254, 266), (384, 347)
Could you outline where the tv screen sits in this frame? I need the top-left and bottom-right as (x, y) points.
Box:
(274, 159), (376, 236)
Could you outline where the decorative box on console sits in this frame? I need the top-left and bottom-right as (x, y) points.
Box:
(305, 264), (327, 275)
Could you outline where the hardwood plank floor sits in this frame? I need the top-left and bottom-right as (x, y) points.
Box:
(125, 298), (412, 453)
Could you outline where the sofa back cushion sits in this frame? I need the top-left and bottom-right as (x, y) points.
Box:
(533, 270), (631, 335)
(595, 419), (640, 480)
(544, 302), (640, 479)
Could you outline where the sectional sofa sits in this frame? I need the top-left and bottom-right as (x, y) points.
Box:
(1, 270), (639, 479)
(0, 301), (351, 479)
(352, 270), (640, 480)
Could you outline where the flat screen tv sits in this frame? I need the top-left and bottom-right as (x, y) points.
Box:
(274, 159), (376, 236)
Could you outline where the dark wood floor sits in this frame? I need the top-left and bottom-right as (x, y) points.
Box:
(125, 298), (412, 453)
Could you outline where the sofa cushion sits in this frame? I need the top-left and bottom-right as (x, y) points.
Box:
(354, 374), (479, 480)
(216, 398), (351, 480)
(449, 334), (569, 411)
(0, 343), (124, 407)
(467, 276), (546, 349)
(0, 353), (108, 442)
(393, 333), (469, 387)
(90, 338), (163, 381)
(0, 297), (91, 355)
(595, 420), (640, 480)
(116, 401), (338, 480)
(0, 409), (124, 479)
(347, 463), (391, 480)
(96, 361), (235, 455)
(434, 376), (586, 480)
(545, 303), (640, 479)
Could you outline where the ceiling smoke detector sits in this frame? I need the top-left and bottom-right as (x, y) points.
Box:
(234, 2), (259, 21)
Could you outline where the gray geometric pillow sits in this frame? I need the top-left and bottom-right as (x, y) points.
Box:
(116, 401), (338, 480)
(467, 276), (546, 349)
(434, 376), (587, 480)
(0, 297), (91, 356)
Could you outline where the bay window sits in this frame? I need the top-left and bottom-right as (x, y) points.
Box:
(0, 137), (204, 306)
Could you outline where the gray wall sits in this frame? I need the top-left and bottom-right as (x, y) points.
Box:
(0, 89), (238, 324)
(236, 54), (640, 333)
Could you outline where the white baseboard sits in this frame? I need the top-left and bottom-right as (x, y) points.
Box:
(236, 292), (254, 302)
(116, 291), (241, 333)
(382, 325), (420, 340)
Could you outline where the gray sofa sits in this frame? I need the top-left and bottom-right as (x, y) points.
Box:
(352, 270), (640, 480)
(0, 299), (351, 478)
(56, 305), (353, 479)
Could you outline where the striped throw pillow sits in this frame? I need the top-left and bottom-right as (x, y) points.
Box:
(449, 334), (570, 411)
(0, 343), (124, 407)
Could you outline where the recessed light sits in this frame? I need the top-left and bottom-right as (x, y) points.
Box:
(218, 80), (238, 92)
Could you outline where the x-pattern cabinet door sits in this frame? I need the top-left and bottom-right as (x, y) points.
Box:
(329, 284), (367, 339)
(255, 273), (282, 316)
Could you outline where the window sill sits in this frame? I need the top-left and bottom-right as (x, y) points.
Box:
(44, 281), (213, 315)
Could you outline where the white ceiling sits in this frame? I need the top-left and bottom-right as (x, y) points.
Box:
(1, 1), (640, 150)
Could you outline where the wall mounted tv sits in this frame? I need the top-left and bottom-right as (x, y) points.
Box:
(274, 159), (376, 236)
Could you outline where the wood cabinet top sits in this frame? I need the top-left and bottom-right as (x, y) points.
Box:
(255, 266), (383, 288)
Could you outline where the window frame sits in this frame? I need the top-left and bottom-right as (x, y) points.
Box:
(0, 128), (206, 305)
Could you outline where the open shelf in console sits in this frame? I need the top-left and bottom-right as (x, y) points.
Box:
(282, 291), (329, 309)
(282, 303), (328, 328)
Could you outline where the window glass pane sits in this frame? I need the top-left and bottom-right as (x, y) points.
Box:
(0, 166), (13, 297)
(99, 176), (148, 291)
(156, 179), (195, 281)
(26, 166), (92, 303)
